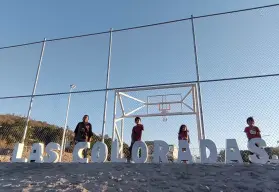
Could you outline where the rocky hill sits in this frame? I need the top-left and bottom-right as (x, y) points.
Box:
(0, 114), (129, 160)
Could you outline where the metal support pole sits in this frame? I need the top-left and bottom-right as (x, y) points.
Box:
(101, 28), (113, 142)
(59, 84), (76, 162)
(120, 119), (124, 157)
(21, 38), (47, 143)
(191, 15), (205, 139)
(193, 85), (201, 141)
(112, 91), (118, 142)
(63, 128), (68, 151)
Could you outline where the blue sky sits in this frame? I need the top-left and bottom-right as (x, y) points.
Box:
(1, 0), (279, 153)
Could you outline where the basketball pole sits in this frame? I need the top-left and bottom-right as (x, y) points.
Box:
(112, 91), (118, 142)
(21, 38), (47, 144)
(191, 15), (205, 140)
(102, 28), (113, 143)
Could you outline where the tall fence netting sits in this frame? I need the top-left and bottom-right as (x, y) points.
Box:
(1, 5), (279, 162)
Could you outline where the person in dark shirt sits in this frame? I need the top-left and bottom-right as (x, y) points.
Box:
(128, 117), (144, 162)
(74, 115), (93, 158)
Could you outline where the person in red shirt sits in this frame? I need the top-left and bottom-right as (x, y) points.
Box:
(244, 117), (262, 162)
(128, 117), (144, 162)
(244, 117), (261, 141)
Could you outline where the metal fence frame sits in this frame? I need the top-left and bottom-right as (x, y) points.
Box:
(0, 3), (279, 161)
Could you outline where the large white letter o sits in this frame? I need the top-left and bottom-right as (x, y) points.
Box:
(91, 142), (108, 163)
(132, 141), (148, 163)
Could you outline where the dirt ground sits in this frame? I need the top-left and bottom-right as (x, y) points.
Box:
(1, 163), (279, 191)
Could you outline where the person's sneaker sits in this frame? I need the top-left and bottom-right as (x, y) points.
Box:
(127, 159), (135, 163)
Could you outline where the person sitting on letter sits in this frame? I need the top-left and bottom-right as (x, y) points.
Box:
(128, 117), (144, 163)
(178, 124), (190, 143)
(244, 116), (262, 162)
(178, 124), (190, 163)
(74, 115), (93, 158)
(244, 117), (261, 142)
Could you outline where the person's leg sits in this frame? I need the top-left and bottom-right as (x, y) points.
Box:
(128, 146), (132, 161)
(128, 142), (134, 162)
(83, 148), (88, 158)
(182, 148), (187, 163)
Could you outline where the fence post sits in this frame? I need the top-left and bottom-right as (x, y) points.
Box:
(101, 28), (113, 142)
(59, 84), (76, 162)
(21, 38), (47, 143)
(190, 15), (205, 140)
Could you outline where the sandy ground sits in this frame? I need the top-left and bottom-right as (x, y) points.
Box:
(0, 163), (279, 192)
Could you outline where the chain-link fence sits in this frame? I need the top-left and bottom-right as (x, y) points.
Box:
(1, 4), (279, 162)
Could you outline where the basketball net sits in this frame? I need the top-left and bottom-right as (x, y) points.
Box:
(161, 109), (168, 122)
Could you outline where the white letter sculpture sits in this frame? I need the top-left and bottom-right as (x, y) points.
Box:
(11, 143), (27, 163)
(111, 140), (127, 163)
(153, 140), (169, 163)
(178, 140), (193, 163)
(91, 142), (108, 163)
(132, 141), (148, 163)
(73, 142), (90, 163)
(200, 139), (217, 163)
(44, 142), (60, 163)
(29, 143), (44, 163)
(225, 139), (243, 164)
(248, 138), (268, 164)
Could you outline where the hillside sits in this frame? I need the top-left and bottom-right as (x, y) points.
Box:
(2, 114), (278, 163)
(0, 114), (129, 161)
(0, 114), (74, 147)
